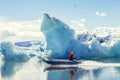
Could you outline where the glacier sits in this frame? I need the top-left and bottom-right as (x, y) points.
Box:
(41, 13), (120, 59)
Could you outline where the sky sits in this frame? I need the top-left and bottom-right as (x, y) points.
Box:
(0, 0), (120, 29)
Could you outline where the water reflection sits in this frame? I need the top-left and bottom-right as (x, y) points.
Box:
(1, 60), (25, 78)
(45, 65), (120, 80)
(1, 58), (120, 80)
(45, 66), (89, 80)
(1, 57), (47, 80)
(70, 70), (74, 80)
(44, 65), (80, 71)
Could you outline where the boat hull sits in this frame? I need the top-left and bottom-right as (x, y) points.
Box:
(43, 58), (81, 65)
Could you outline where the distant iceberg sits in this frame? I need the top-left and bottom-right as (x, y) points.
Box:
(0, 42), (30, 61)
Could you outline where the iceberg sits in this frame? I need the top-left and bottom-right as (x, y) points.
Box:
(0, 52), (4, 76)
(41, 13), (120, 59)
(0, 42), (30, 61)
(41, 13), (75, 58)
(15, 41), (32, 47)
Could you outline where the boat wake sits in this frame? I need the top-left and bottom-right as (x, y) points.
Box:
(78, 60), (120, 70)
(44, 60), (120, 71)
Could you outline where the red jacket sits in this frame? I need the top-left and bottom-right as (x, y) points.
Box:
(69, 52), (74, 58)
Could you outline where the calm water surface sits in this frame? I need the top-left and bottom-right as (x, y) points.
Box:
(1, 57), (120, 80)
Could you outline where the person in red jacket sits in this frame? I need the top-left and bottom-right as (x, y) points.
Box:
(69, 51), (74, 61)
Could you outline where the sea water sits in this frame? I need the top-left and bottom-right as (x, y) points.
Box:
(1, 57), (120, 80)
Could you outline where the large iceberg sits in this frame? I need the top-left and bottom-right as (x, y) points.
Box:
(41, 13), (120, 59)
(41, 13), (75, 58)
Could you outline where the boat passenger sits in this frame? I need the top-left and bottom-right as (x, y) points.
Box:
(69, 51), (74, 61)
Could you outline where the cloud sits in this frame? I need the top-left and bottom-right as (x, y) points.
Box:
(70, 18), (87, 32)
(95, 11), (107, 17)
(0, 19), (45, 42)
(0, 16), (9, 21)
(0, 29), (15, 37)
(71, 18), (86, 27)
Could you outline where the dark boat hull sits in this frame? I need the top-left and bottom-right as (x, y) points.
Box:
(43, 58), (81, 65)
